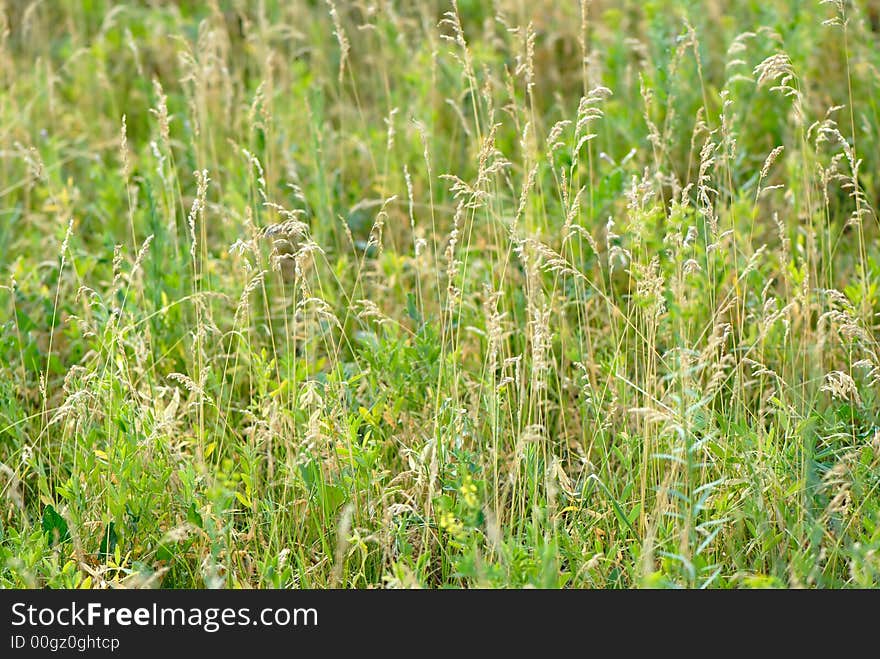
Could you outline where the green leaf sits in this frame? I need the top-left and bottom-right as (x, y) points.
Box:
(405, 292), (422, 324)
(98, 522), (118, 562)
(186, 502), (203, 528)
(42, 505), (70, 547)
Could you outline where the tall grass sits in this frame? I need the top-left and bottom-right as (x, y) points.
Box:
(1, 0), (879, 588)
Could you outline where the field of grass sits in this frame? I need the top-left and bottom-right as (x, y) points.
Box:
(1, 0), (879, 589)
